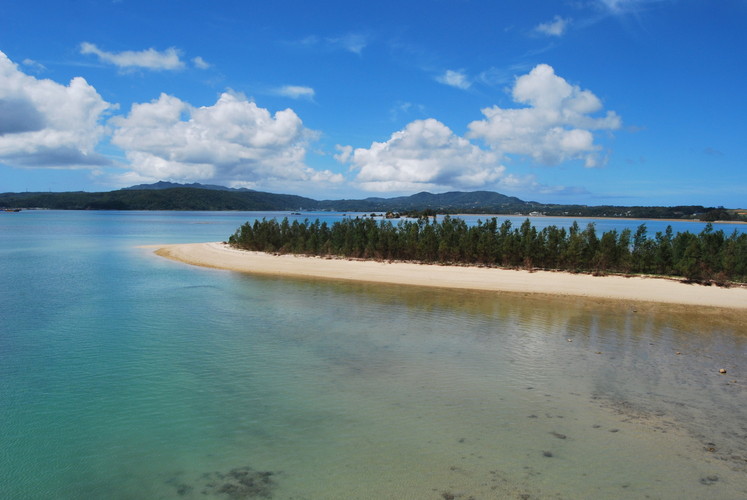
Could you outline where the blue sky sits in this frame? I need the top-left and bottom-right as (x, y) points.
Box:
(1, 0), (745, 207)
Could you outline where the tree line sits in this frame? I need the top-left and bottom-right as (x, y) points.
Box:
(228, 216), (747, 284)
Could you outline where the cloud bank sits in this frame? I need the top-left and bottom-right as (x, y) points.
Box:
(340, 63), (620, 192)
(110, 91), (342, 189)
(1, 50), (619, 196)
(0, 51), (341, 191)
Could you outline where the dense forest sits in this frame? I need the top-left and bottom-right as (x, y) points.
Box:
(0, 187), (316, 211)
(228, 216), (747, 285)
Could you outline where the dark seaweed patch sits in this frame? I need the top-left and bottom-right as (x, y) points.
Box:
(169, 466), (278, 499)
(699, 475), (719, 486)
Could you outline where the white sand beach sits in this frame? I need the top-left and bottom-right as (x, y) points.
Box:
(154, 242), (747, 310)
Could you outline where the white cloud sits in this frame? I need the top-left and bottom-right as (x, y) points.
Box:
(388, 101), (427, 122)
(0, 51), (112, 168)
(336, 64), (619, 194)
(192, 56), (210, 69)
(80, 42), (185, 71)
(110, 91), (342, 189)
(337, 118), (505, 192)
(436, 69), (471, 90)
(334, 144), (353, 164)
(534, 16), (571, 36)
(273, 85), (315, 100)
(599, 0), (639, 13)
(597, 0), (667, 14)
(295, 33), (369, 55)
(328, 33), (368, 54)
(21, 58), (46, 73)
(477, 64), (532, 87)
(468, 64), (621, 168)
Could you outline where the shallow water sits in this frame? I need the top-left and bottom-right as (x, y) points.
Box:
(1, 211), (745, 499)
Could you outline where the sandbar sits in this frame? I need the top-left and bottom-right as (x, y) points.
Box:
(154, 242), (747, 310)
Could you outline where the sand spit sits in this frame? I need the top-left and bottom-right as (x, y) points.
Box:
(154, 242), (747, 310)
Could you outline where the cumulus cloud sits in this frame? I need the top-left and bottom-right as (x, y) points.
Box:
(337, 64), (620, 194)
(80, 42), (185, 71)
(273, 85), (315, 100)
(436, 69), (471, 90)
(337, 118), (505, 192)
(468, 64), (621, 167)
(0, 51), (112, 168)
(534, 16), (571, 36)
(110, 91), (342, 189)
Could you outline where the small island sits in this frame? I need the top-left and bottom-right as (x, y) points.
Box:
(155, 216), (747, 311)
(227, 216), (747, 285)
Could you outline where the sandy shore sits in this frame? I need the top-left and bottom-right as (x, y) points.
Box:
(154, 242), (747, 310)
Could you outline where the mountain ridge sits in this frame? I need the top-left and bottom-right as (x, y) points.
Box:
(0, 181), (738, 220)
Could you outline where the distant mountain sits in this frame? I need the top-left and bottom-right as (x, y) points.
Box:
(0, 181), (727, 220)
(0, 184), (317, 211)
(121, 181), (254, 192)
(319, 190), (535, 213)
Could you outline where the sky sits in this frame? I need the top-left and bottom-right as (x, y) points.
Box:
(1, 0), (745, 207)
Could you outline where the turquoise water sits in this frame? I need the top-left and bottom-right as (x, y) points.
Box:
(455, 214), (747, 236)
(1, 211), (746, 499)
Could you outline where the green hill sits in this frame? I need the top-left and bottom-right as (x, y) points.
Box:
(1, 181), (739, 220)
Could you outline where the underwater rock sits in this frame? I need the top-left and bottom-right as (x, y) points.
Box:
(176, 483), (193, 496)
(699, 475), (719, 485)
(172, 465), (277, 499)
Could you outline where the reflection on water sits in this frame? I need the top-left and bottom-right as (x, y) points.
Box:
(1, 211), (746, 499)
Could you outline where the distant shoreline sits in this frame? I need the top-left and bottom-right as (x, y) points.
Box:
(153, 242), (747, 311)
(451, 213), (747, 224)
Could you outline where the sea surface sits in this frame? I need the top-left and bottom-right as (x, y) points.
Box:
(1, 211), (746, 499)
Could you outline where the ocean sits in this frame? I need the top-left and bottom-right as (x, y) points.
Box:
(1, 210), (746, 499)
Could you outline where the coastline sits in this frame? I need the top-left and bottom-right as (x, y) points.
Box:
(453, 213), (747, 224)
(153, 242), (747, 311)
